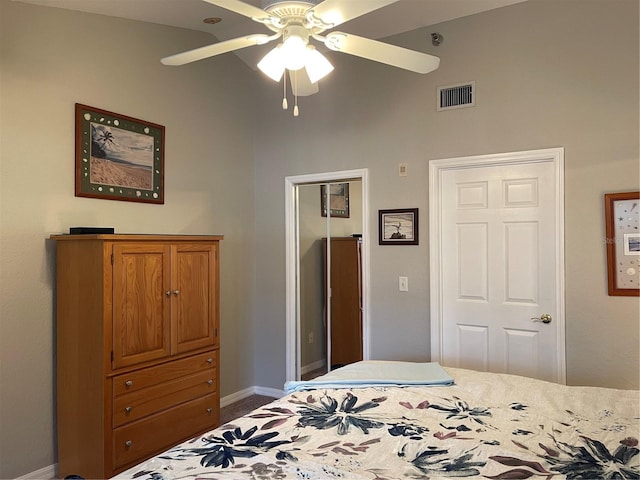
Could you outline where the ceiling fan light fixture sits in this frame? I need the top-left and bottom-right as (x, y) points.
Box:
(257, 45), (286, 81)
(304, 46), (333, 83)
(281, 34), (308, 70)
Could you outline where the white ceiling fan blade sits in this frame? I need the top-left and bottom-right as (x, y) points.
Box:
(290, 70), (319, 97)
(162, 34), (272, 66)
(325, 32), (440, 74)
(202, 0), (270, 21)
(310, 0), (398, 28)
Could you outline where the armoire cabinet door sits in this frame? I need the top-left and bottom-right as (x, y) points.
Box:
(112, 244), (172, 369)
(171, 243), (218, 353)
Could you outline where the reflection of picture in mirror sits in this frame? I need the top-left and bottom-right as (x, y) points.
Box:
(320, 183), (349, 218)
(329, 184), (346, 210)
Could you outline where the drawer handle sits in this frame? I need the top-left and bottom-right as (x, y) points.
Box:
(206, 358), (213, 364)
(125, 440), (133, 448)
(125, 380), (133, 388)
(206, 408), (213, 414)
(207, 379), (214, 386)
(125, 406), (132, 414)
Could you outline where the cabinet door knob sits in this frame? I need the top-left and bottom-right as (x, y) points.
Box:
(165, 290), (171, 297)
(125, 440), (132, 447)
(207, 379), (214, 386)
(206, 408), (213, 414)
(125, 380), (133, 388)
(173, 290), (180, 296)
(125, 406), (132, 413)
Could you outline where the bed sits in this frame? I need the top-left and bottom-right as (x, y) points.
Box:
(115, 361), (640, 479)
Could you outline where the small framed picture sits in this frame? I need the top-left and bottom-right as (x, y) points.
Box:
(321, 183), (349, 218)
(75, 103), (165, 204)
(379, 208), (419, 245)
(604, 191), (640, 296)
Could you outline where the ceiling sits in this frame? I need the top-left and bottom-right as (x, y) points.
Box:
(14, 0), (527, 69)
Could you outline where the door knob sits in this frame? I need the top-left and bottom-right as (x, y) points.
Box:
(531, 313), (552, 324)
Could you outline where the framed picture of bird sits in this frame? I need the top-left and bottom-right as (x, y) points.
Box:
(75, 103), (165, 204)
(379, 208), (419, 245)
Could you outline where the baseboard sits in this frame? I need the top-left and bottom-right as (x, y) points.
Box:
(253, 385), (285, 398)
(17, 463), (56, 479)
(22, 388), (285, 480)
(220, 385), (284, 407)
(301, 358), (326, 375)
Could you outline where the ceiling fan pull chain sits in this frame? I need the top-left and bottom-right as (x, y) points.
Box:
(293, 70), (300, 117)
(282, 70), (288, 110)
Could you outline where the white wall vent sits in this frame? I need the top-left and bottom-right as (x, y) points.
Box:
(437, 81), (475, 111)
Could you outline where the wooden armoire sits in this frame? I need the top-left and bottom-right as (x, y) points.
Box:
(323, 237), (363, 368)
(51, 234), (223, 479)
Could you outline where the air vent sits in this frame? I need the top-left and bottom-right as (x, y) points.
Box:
(437, 82), (475, 111)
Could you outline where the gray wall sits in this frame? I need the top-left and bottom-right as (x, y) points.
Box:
(0, 2), (256, 477)
(253, 0), (639, 390)
(1, 0), (638, 477)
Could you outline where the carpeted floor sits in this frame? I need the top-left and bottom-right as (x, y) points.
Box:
(220, 394), (275, 424)
(301, 366), (327, 380)
(220, 367), (328, 424)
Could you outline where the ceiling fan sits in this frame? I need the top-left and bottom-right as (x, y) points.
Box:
(161, 0), (440, 116)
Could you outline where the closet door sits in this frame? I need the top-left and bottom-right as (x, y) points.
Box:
(171, 243), (218, 354)
(112, 243), (172, 369)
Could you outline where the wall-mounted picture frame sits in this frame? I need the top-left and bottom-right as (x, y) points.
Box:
(321, 183), (350, 218)
(75, 103), (165, 204)
(605, 191), (640, 296)
(379, 208), (419, 245)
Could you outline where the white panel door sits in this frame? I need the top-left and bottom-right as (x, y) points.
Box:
(431, 149), (565, 383)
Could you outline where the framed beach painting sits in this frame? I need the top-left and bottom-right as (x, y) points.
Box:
(379, 208), (419, 245)
(605, 191), (640, 296)
(75, 104), (165, 203)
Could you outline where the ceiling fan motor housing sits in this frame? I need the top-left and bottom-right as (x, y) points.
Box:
(262, 0), (320, 17)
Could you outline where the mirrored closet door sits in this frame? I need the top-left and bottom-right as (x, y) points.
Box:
(298, 180), (363, 380)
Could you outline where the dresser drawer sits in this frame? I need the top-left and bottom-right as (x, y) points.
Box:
(113, 351), (217, 396)
(113, 394), (219, 471)
(113, 369), (216, 427)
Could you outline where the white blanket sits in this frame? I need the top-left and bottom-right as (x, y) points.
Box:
(285, 360), (454, 393)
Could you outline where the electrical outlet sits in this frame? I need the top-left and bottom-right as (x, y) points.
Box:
(399, 276), (409, 292)
(308, 332), (314, 344)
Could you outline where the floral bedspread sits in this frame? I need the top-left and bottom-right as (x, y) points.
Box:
(117, 368), (640, 479)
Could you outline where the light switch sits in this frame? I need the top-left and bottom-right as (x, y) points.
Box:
(399, 276), (409, 291)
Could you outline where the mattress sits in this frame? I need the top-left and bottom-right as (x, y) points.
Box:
(115, 362), (640, 479)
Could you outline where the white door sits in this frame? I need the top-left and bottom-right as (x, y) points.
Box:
(430, 149), (565, 384)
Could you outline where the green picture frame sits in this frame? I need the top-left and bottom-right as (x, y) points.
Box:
(75, 103), (165, 204)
